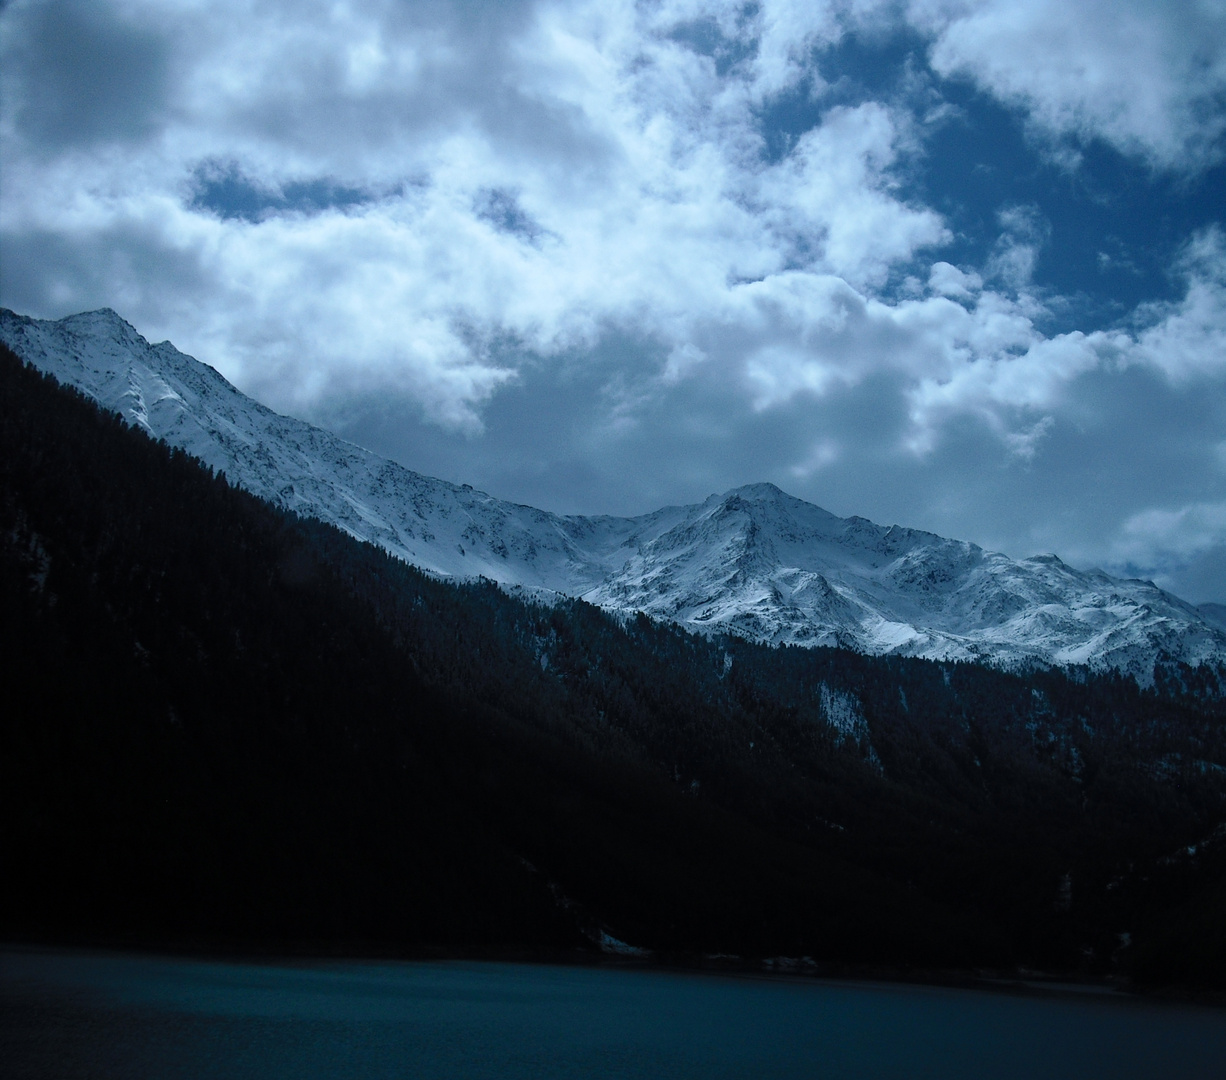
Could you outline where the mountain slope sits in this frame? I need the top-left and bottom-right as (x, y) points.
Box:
(587, 484), (1226, 680)
(5, 337), (1226, 982)
(2, 306), (1222, 681)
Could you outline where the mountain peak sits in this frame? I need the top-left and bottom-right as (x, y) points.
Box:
(726, 481), (786, 500)
(63, 307), (145, 340)
(1025, 552), (1067, 566)
(720, 482), (840, 520)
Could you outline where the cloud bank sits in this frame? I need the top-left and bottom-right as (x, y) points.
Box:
(2, 0), (1224, 600)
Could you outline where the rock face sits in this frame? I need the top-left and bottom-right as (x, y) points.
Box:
(4, 306), (1223, 682)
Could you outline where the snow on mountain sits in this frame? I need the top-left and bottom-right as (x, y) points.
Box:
(0, 307), (628, 592)
(3, 306), (1223, 682)
(586, 483), (1226, 679)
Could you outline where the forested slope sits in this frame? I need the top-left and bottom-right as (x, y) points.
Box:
(2, 343), (1224, 985)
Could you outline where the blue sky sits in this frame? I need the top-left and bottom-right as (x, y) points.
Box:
(2, 0), (1224, 602)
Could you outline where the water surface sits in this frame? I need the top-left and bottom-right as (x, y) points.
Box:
(2, 949), (1223, 1078)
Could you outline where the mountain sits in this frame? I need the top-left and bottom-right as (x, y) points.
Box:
(2, 306), (1222, 682)
(5, 336), (1226, 984)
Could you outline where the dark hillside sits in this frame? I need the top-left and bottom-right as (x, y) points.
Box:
(0, 343), (963, 962)
(2, 342), (1224, 985)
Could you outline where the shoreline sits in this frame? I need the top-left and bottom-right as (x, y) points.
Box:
(4, 935), (1222, 1009)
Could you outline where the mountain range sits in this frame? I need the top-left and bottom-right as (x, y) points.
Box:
(2, 306), (1222, 683)
(4, 312), (1226, 987)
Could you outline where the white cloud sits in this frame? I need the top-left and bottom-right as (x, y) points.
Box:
(984, 205), (1047, 291)
(1111, 501), (1226, 569)
(789, 437), (842, 478)
(2, 0), (1225, 597)
(0, 0), (953, 427)
(928, 261), (981, 299)
(901, 315), (1116, 453)
(1002, 415), (1053, 461)
(1134, 227), (1226, 383)
(898, 240), (1226, 456)
(911, 0), (1226, 170)
(8, 0), (1218, 440)
(758, 103), (948, 286)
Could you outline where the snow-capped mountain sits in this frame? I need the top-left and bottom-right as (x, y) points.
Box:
(3, 306), (1223, 681)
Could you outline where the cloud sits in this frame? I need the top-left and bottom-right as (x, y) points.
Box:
(1, 0), (1224, 598)
(912, 0), (1226, 170)
(1106, 498), (1226, 603)
(757, 102), (948, 286)
(1134, 227), (1226, 383)
(984, 204), (1048, 290)
(928, 261), (982, 299)
(898, 237), (1226, 458)
(0, 0), (172, 150)
(1114, 500), (1226, 565)
(1, 0), (953, 427)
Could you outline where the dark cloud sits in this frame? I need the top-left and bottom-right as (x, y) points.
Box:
(3, 0), (171, 149)
(1170, 548), (1226, 605)
(0, 224), (210, 326)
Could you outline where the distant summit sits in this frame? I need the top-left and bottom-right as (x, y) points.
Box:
(3, 306), (1224, 683)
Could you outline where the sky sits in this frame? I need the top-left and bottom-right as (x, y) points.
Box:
(2, 0), (1224, 604)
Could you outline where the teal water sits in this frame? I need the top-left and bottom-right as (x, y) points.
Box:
(2, 949), (1223, 1078)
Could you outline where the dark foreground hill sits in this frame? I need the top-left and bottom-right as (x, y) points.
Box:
(2, 342), (1224, 987)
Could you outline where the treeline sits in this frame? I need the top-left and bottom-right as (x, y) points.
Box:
(2, 341), (1223, 986)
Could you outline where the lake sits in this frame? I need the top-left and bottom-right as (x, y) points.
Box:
(2, 949), (1223, 1078)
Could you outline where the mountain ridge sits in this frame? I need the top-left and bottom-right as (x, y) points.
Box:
(8, 331), (1225, 985)
(2, 305), (1222, 682)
